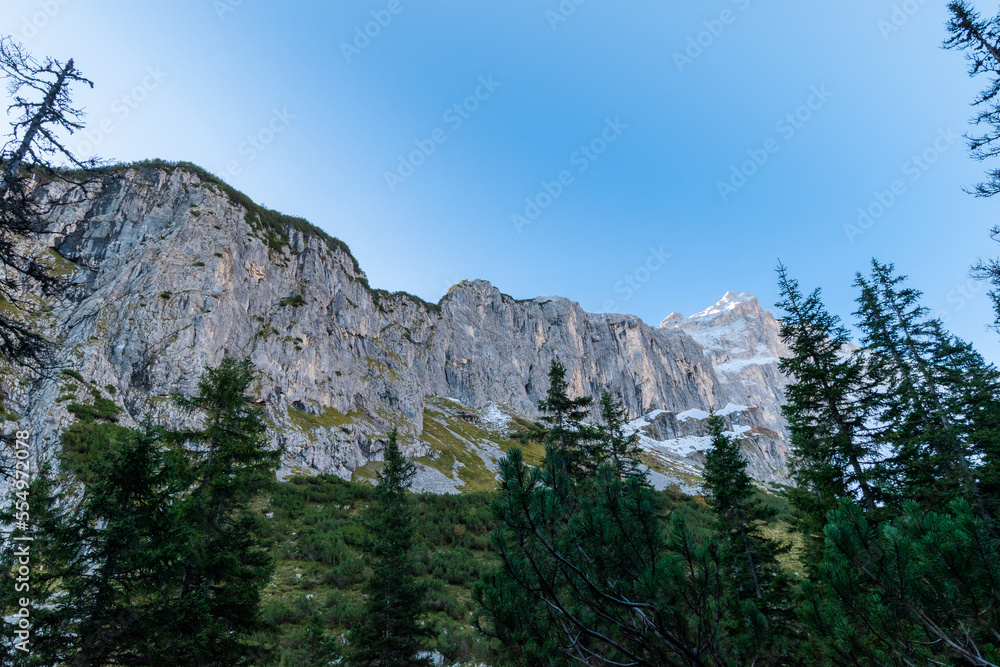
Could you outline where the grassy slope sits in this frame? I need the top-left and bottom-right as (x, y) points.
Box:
(262, 472), (799, 665)
(262, 475), (497, 665)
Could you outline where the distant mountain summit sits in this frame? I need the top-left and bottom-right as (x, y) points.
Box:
(659, 290), (791, 482)
(5, 164), (793, 492)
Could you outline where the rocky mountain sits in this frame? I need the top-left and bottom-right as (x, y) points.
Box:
(2, 164), (793, 492)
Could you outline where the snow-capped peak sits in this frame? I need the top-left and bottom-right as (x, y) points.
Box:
(688, 291), (758, 321)
(659, 312), (685, 328)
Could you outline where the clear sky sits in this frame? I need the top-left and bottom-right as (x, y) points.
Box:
(3, 0), (999, 361)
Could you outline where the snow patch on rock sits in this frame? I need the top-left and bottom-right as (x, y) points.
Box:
(676, 403), (749, 422)
(714, 356), (780, 373)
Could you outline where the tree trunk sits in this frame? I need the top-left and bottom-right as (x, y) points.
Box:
(1, 59), (74, 193)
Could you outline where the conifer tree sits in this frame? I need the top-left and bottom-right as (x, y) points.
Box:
(703, 415), (793, 664)
(0, 464), (81, 666)
(171, 356), (280, 665)
(347, 429), (433, 667)
(854, 261), (1000, 522)
(537, 360), (602, 478)
(808, 498), (1000, 666)
(2, 361), (280, 665)
(597, 391), (643, 478)
(944, 1), (1000, 197)
(972, 236), (1000, 333)
(478, 373), (742, 666)
(1, 428), (194, 667)
(294, 613), (341, 667)
(775, 264), (881, 563)
(1, 392), (188, 666)
(53, 427), (190, 667)
(0, 37), (102, 366)
(945, 2), (1000, 332)
(477, 443), (734, 666)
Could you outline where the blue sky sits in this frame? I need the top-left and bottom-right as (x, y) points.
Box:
(3, 0), (999, 361)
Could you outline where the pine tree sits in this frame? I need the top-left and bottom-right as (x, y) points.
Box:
(808, 498), (1000, 666)
(597, 391), (643, 478)
(971, 228), (1000, 334)
(477, 443), (734, 666)
(347, 429), (433, 667)
(1, 393), (192, 665)
(2, 360), (281, 666)
(775, 264), (881, 564)
(171, 356), (280, 666)
(941, 2), (1000, 519)
(854, 261), (1000, 522)
(537, 360), (602, 479)
(703, 415), (793, 665)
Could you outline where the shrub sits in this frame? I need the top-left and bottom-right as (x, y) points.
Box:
(61, 369), (84, 383)
(279, 294), (306, 308)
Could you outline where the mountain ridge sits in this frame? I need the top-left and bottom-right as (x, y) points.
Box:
(3, 164), (793, 491)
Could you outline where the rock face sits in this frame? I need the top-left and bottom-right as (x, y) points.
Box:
(3, 166), (792, 486)
(659, 291), (792, 482)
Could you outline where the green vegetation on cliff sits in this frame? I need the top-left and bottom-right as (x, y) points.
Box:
(109, 159), (455, 317)
(118, 159), (364, 273)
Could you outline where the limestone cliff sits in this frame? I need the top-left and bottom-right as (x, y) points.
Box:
(2, 165), (792, 489)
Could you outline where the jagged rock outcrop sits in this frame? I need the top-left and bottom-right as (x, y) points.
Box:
(2, 165), (792, 486)
(661, 292), (790, 434)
